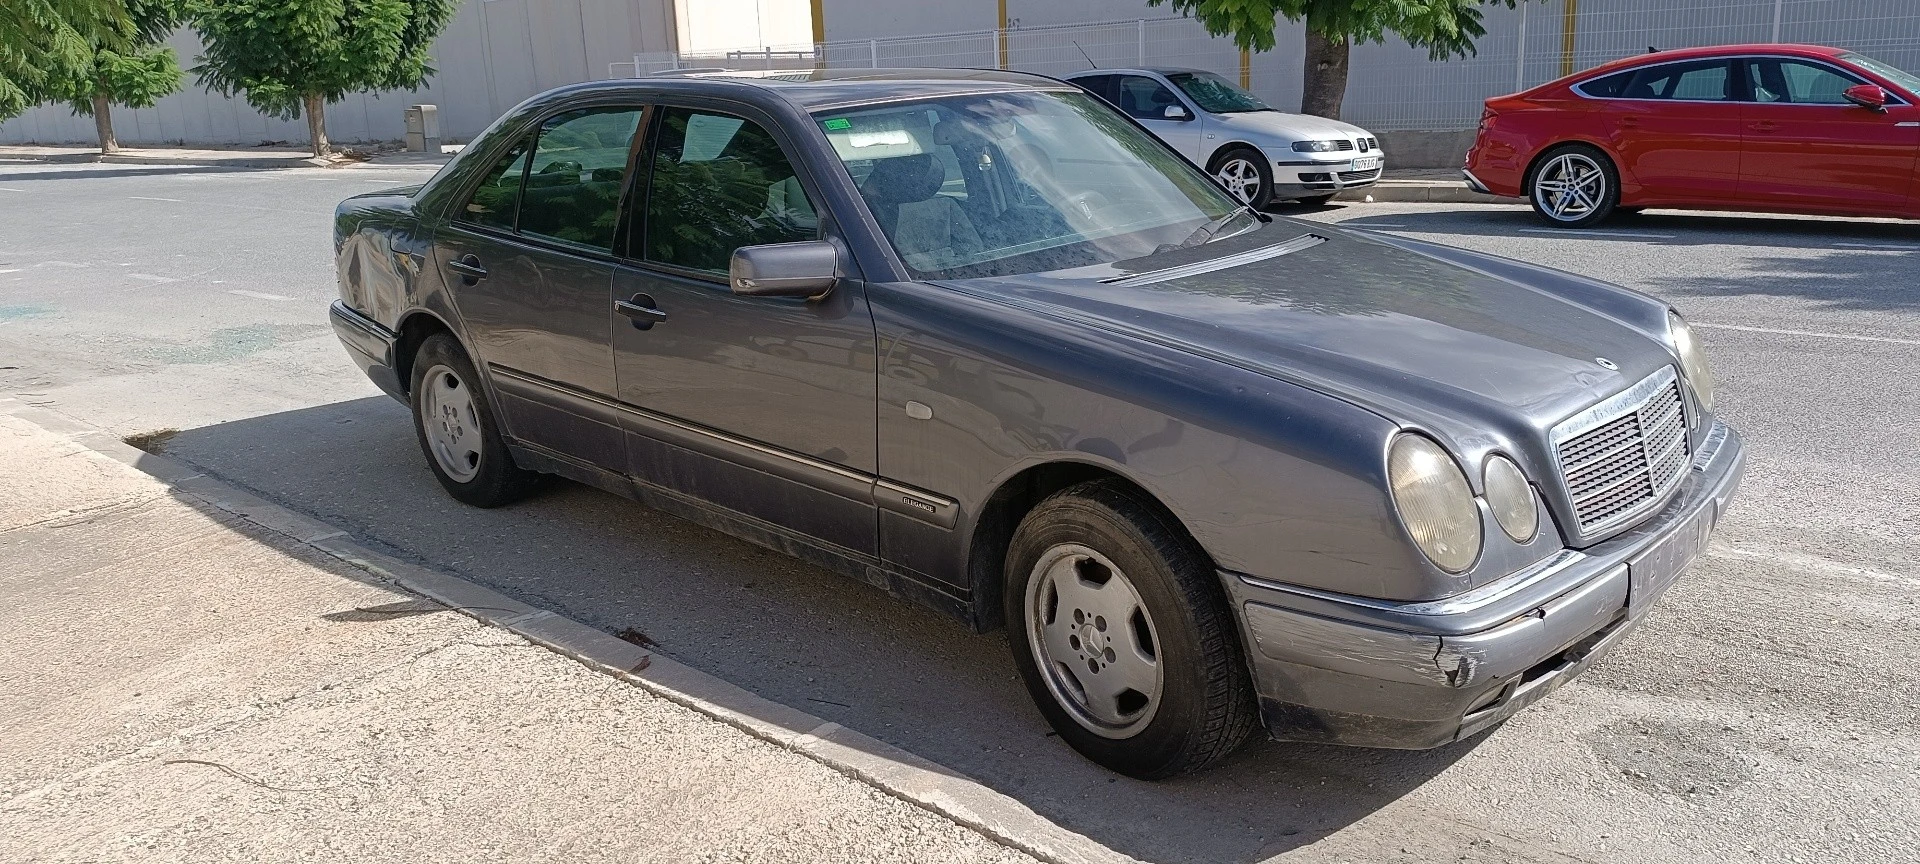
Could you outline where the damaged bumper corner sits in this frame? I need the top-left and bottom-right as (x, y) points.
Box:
(1222, 421), (1746, 749)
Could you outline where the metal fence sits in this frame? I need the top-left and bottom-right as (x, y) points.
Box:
(623, 0), (1920, 133)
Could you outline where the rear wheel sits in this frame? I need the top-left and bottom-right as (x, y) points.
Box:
(410, 333), (541, 507)
(1526, 143), (1619, 228)
(1004, 480), (1257, 779)
(1210, 147), (1275, 210)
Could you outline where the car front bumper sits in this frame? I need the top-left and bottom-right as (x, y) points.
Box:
(1269, 156), (1384, 201)
(1220, 420), (1746, 749)
(329, 299), (406, 401)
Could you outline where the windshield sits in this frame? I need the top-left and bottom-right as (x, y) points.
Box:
(1166, 71), (1271, 113)
(1840, 52), (1920, 96)
(815, 90), (1253, 280)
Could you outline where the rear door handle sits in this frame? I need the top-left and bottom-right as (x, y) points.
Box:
(446, 254), (487, 282)
(615, 294), (668, 330)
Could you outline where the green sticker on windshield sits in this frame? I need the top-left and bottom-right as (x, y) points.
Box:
(822, 118), (852, 131)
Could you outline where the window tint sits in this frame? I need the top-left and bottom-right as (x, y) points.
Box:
(1745, 58), (1865, 104)
(459, 137), (532, 232)
(1072, 75), (1115, 104)
(514, 107), (643, 252)
(1114, 75), (1181, 119)
(643, 107), (818, 274)
(1579, 70), (1636, 98)
(1621, 60), (1735, 101)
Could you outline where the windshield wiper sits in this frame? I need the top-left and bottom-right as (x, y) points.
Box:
(1173, 209), (1251, 249)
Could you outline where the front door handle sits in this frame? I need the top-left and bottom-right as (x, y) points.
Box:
(1751, 120), (1780, 133)
(615, 294), (668, 330)
(447, 254), (487, 283)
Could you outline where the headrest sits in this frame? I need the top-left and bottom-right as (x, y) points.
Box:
(862, 153), (944, 203)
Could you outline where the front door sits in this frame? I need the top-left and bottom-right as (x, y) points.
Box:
(1602, 58), (1745, 201)
(1736, 57), (1920, 212)
(611, 104), (879, 557)
(1113, 74), (1205, 162)
(436, 104), (646, 468)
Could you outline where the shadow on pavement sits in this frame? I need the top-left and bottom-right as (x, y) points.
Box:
(153, 395), (1480, 863)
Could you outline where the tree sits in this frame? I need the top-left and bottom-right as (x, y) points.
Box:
(188, 0), (455, 158)
(0, 0), (127, 121)
(1149, 0), (1523, 119)
(61, 0), (184, 153)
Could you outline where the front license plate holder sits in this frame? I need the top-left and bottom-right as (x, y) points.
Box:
(1626, 504), (1715, 618)
(1350, 156), (1381, 172)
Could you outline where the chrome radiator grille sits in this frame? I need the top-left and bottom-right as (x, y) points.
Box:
(1552, 367), (1689, 535)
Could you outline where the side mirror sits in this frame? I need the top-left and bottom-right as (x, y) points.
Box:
(1844, 83), (1889, 112)
(730, 240), (838, 299)
(1163, 104), (1191, 121)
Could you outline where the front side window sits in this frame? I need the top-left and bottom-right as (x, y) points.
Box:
(815, 90), (1252, 280)
(458, 138), (532, 232)
(643, 107), (819, 274)
(1114, 75), (1183, 119)
(1167, 71), (1269, 113)
(515, 107), (645, 252)
(1621, 60), (1736, 101)
(1745, 58), (1866, 104)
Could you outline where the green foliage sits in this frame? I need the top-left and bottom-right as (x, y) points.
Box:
(65, 0), (186, 115)
(188, 0), (456, 120)
(0, 0), (127, 119)
(1148, 0), (1522, 61)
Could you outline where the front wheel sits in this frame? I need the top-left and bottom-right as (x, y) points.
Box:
(1004, 481), (1257, 779)
(1526, 144), (1619, 227)
(409, 333), (541, 507)
(1210, 147), (1275, 211)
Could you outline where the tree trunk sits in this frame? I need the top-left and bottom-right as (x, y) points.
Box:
(304, 93), (330, 159)
(1300, 26), (1351, 120)
(91, 91), (118, 155)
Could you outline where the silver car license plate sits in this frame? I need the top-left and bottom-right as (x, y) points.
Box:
(1350, 156), (1381, 172)
(1626, 503), (1714, 617)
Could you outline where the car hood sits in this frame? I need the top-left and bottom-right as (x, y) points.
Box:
(944, 220), (1673, 437)
(1208, 110), (1372, 143)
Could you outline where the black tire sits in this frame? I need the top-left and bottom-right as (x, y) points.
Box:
(1293, 194), (1337, 207)
(1004, 480), (1257, 779)
(1208, 146), (1275, 210)
(409, 332), (541, 507)
(1525, 143), (1619, 228)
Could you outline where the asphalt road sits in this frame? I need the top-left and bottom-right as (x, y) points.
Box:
(3, 160), (1915, 864)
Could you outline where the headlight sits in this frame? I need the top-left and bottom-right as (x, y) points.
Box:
(1387, 434), (1482, 573)
(1482, 455), (1539, 543)
(1291, 140), (1343, 152)
(1668, 311), (1716, 412)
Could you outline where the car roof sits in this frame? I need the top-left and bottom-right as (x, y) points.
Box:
(524, 67), (1078, 112)
(1061, 67), (1213, 79)
(1568, 43), (1849, 79)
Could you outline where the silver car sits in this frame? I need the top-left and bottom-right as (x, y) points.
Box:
(1065, 67), (1384, 209)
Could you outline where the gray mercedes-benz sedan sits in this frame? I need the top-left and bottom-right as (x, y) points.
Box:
(329, 68), (1745, 779)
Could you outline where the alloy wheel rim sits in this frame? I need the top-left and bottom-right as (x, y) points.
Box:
(1214, 158), (1262, 204)
(421, 364), (482, 483)
(1534, 152), (1607, 222)
(1025, 543), (1164, 739)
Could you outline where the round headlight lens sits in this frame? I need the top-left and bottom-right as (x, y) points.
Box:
(1387, 434), (1482, 573)
(1668, 311), (1715, 412)
(1482, 455), (1539, 543)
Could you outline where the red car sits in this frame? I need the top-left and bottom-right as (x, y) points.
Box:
(1465, 44), (1920, 226)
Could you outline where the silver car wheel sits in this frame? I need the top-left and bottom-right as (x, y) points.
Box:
(1533, 152), (1607, 222)
(1213, 157), (1262, 205)
(1025, 543), (1164, 739)
(420, 363), (482, 483)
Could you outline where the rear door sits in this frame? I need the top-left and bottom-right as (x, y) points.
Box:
(1600, 58), (1745, 201)
(1736, 56), (1919, 211)
(435, 104), (645, 469)
(1112, 74), (1205, 162)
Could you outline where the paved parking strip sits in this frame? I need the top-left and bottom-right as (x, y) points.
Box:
(3, 164), (1916, 863)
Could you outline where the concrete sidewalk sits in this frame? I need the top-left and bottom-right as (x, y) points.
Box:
(0, 405), (1052, 863)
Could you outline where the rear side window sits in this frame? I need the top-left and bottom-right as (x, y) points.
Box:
(459, 139), (532, 232)
(1072, 75), (1115, 104)
(641, 107), (819, 274)
(1621, 60), (1737, 101)
(1578, 70), (1636, 98)
(515, 107), (645, 252)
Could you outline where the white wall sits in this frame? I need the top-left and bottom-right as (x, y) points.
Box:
(679, 0), (815, 51)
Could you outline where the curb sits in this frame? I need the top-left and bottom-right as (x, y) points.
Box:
(1, 150), (346, 169)
(1335, 182), (1521, 205)
(0, 399), (1137, 864)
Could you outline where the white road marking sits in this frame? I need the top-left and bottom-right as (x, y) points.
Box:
(36, 261), (88, 268)
(127, 273), (179, 283)
(1518, 228), (1677, 240)
(1693, 322), (1920, 346)
(0, 268), (20, 274)
(0, 186), (24, 193)
(1712, 544), (1919, 587)
(227, 289), (290, 301)
(1833, 241), (1920, 251)
(127, 196), (183, 202)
